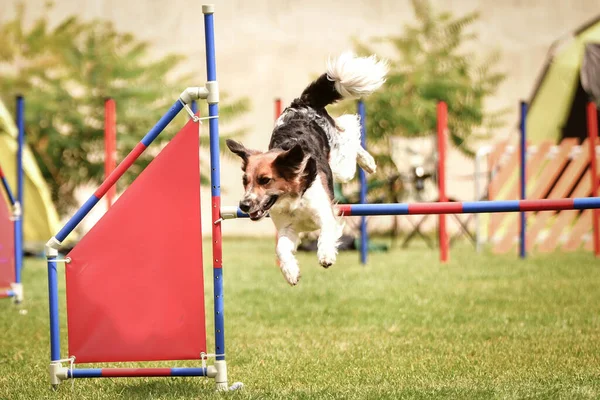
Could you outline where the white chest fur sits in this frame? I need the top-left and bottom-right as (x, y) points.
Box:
(270, 176), (332, 233)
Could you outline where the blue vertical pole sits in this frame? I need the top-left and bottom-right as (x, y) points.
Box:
(47, 256), (61, 361)
(519, 101), (527, 259)
(191, 100), (198, 116)
(358, 100), (368, 265)
(203, 6), (225, 364)
(15, 96), (24, 285)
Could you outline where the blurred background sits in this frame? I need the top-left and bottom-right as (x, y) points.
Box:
(1, 0), (599, 250)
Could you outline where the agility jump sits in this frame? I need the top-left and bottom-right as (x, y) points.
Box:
(45, 5), (240, 391)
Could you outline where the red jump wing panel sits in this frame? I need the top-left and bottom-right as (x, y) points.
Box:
(66, 120), (205, 363)
(0, 198), (15, 288)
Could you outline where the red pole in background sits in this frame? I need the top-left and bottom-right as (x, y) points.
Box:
(274, 98), (282, 266)
(275, 98), (282, 122)
(104, 98), (117, 208)
(437, 101), (449, 263)
(586, 102), (599, 257)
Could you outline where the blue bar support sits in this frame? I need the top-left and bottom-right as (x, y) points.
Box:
(15, 96), (24, 286)
(519, 101), (527, 259)
(357, 100), (368, 265)
(47, 256), (61, 362)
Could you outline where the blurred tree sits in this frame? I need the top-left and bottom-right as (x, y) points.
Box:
(0, 2), (250, 214)
(334, 0), (506, 205)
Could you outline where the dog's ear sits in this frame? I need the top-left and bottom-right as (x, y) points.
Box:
(226, 139), (250, 159)
(273, 144), (307, 180)
(226, 140), (257, 170)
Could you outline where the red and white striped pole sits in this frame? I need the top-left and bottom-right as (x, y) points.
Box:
(437, 102), (449, 263)
(104, 98), (117, 208)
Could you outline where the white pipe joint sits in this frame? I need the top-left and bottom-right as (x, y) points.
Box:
(220, 206), (238, 220)
(49, 362), (68, 386)
(206, 365), (218, 378)
(475, 145), (492, 159)
(202, 4), (214, 14)
(11, 282), (23, 303)
(214, 360), (228, 391)
(179, 87), (209, 105)
(45, 237), (62, 257)
(12, 201), (21, 218)
(206, 81), (219, 104)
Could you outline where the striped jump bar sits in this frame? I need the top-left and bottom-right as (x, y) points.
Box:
(67, 367), (208, 379)
(0, 164), (16, 206)
(0, 290), (15, 299)
(221, 197), (600, 219)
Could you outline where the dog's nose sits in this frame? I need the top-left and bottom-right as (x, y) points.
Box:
(239, 200), (251, 213)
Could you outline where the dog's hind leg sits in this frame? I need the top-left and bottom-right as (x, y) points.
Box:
(330, 114), (377, 182)
(357, 146), (376, 174)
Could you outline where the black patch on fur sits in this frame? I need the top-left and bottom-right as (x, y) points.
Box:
(269, 106), (334, 197)
(300, 73), (343, 109)
(273, 144), (305, 180)
(266, 72), (347, 198)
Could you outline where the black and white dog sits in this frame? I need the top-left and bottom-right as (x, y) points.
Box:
(226, 52), (387, 285)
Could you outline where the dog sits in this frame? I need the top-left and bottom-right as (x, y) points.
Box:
(226, 52), (388, 285)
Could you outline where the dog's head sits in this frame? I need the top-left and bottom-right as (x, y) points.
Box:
(226, 139), (316, 221)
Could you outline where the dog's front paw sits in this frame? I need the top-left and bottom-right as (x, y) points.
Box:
(280, 260), (301, 286)
(317, 247), (337, 268)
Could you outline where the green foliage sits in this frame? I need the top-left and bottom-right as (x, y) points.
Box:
(335, 0), (507, 203)
(0, 2), (250, 214)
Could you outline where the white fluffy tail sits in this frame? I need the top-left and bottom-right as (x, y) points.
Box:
(326, 52), (388, 98)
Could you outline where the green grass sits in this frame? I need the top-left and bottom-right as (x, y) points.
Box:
(1, 238), (600, 399)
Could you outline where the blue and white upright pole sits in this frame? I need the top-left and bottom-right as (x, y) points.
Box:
(519, 101), (527, 259)
(202, 4), (234, 392)
(358, 100), (368, 265)
(14, 95), (24, 302)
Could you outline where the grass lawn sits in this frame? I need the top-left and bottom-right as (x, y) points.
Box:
(1, 237), (599, 399)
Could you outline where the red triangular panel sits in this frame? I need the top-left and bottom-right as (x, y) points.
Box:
(0, 198), (15, 288)
(66, 119), (206, 363)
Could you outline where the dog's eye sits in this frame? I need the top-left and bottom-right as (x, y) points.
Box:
(258, 176), (271, 185)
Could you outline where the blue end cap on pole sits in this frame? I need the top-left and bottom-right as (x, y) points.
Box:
(519, 101), (527, 259)
(170, 368), (208, 377)
(69, 369), (103, 378)
(574, 197), (600, 209)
